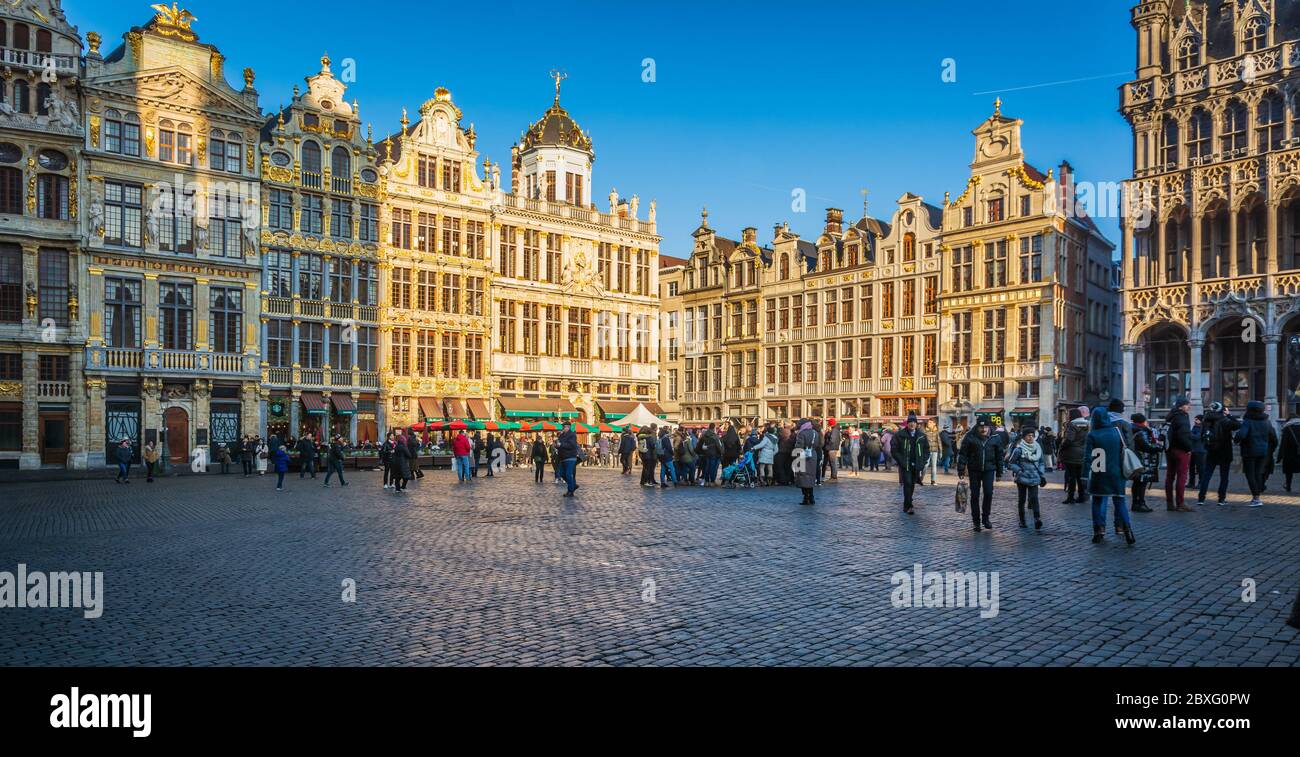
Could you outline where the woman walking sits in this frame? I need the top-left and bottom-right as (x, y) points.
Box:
(391, 433), (413, 494)
(1082, 407), (1135, 545)
(1007, 427), (1046, 529)
(1130, 414), (1163, 514)
(323, 435), (349, 487)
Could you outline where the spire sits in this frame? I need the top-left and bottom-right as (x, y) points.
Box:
(860, 187), (870, 218)
(701, 206), (709, 228)
(321, 52), (331, 73)
(993, 97), (1002, 117)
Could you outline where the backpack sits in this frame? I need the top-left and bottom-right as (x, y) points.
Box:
(1203, 417), (1222, 451)
(637, 436), (651, 455)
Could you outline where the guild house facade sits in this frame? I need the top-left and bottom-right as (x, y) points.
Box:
(80, 6), (263, 468)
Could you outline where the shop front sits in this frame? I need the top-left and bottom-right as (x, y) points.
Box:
(497, 396), (581, 423)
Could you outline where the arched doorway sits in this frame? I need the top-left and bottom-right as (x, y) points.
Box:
(1141, 324), (1190, 413)
(164, 406), (190, 465)
(1205, 318), (1266, 412)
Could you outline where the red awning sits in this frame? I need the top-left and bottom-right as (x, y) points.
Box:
(418, 397), (445, 421)
(444, 398), (468, 419)
(466, 398), (491, 420)
(300, 392), (328, 414)
(331, 393), (357, 414)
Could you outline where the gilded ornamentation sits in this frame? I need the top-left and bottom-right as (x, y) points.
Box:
(87, 31), (102, 55)
(150, 3), (199, 42)
(89, 115), (101, 147)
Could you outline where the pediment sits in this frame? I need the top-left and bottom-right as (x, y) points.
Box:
(89, 67), (258, 120)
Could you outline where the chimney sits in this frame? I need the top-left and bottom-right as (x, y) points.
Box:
(742, 227), (757, 244)
(825, 208), (844, 235)
(510, 144), (520, 194)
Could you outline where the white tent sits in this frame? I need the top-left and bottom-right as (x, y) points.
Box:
(619, 403), (675, 429)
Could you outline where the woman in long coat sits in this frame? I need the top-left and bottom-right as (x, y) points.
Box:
(392, 434), (413, 493)
(774, 426), (795, 486)
(794, 419), (819, 506)
(1082, 407), (1134, 545)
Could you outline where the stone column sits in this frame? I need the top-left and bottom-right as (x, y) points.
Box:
(241, 382), (260, 443)
(194, 278), (210, 352)
(19, 351), (39, 469)
(1189, 208), (1202, 298)
(289, 391), (300, 440)
(1188, 338), (1205, 415)
(1121, 219), (1134, 290)
(143, 274), (160, 349)
(1121, 343), (1138, 413)
(1265, 335), (1280, 418)
(1156, 214), (1168, 286)
(67, 350), (88, 470)
(1228, 206), (1239, 278)
(1266, 201), (1280, 297)
(86, 378), (106, 468)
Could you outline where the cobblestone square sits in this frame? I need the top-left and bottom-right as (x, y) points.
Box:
(0, 467), (1296, 666)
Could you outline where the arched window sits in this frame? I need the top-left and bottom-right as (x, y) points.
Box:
(1189, 107), (1212, 161)
(301, 141), (322, 188)
(1176, 35), (1201, 70)
(1257, 92), (1285, 151)
(12, 80), (29, 114)
(331, 146), (350, 177)
(1221, 100), (1248, 154)
(1200, 201), (1231, 279)
(779, 253), (790, 279)
(1236, 197), (1267, 275)
(1242, 16), (1267, 53)
(903, 233), (916, 262)
(35, 82), (50, 116)
(1161, 115), (1180, 167)
(35, 29), (51, 53)
(11, 23), (30, 51)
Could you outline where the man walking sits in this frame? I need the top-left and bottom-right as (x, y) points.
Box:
(657, 426), (676, 488)
(1163, 397), (1194, 512)
(296, 434), (318, 479)
(939, 425), (955, 475)
(619, 429), (636, 475)
(557, 422), (581, 497)
(892, 413), (930, 515)
(793, 419), (819, 506)
(957, 421), (1003, 532)
(323, 435), (349, 487)
(452, 429), (473, 483)
(1059, 408), (1090, 503)
(1189, 414), (1207, 490)
(638, 424), (658, 488)
(1234, 400), (1278, 508)
(822, 419), (842, 482)
(113, 438), (133, 483)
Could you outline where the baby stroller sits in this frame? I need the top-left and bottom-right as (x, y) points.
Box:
(722, 450), (757, 489)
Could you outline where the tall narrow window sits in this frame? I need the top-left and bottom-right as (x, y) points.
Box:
(209, 286), (243, 354)
(158, 281), (194, 351)
(104, 277), (142, 348)
(37, 248), (68, 326)
(1018, 305), (1040, 362)
(0, 244), (20, 322)
(983, 309), (1006, 363)
(1257, 93), (1285, 152)
(1221, 100), (1248, 153)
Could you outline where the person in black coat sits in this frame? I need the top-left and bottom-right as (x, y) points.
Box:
(485, 434), (502, 477)
(1129, 414), (1163, 514)
(556, 424), (581, 497)
(392, 434), (413, 493)
(618, 431), (636, 475)
(379, 432), (395, 489)
(1280, 417), (1300, 493)
(296, 435), (318, 479)
(407, 432), (423, 479)
(721, 424), (741, 470)
(531, 436), (549, 483)
(892, 413), (930, 515)
(956, 422), (1004, 532)
(1198, 403), (1241, 505)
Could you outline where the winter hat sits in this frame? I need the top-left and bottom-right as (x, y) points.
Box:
(906, 412), (918, 424)
(1209, 402), (1224, 413)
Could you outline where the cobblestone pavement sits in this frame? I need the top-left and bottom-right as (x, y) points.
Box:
(0, 465), (1296, 667)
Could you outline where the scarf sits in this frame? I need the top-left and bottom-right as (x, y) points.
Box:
(1017, 440), (1042, 462)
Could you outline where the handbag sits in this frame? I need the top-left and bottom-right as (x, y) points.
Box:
(954, 480), (969, 513)
(1118, 430), (1145, 481)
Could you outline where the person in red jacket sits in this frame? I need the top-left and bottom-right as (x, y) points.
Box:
(452, 430), (473, 483)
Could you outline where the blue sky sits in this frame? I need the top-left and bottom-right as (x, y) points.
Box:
(69, 0), (1137, 252)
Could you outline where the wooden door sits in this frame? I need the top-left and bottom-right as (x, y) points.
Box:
(164, 407), (189, 464)
(39, 412), (68, 466)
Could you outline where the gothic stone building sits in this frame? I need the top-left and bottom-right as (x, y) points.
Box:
(1121, 0), (1300, 420)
